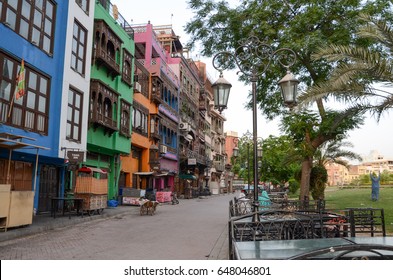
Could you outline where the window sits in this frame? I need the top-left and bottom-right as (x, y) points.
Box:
(120, 99), (131, 137)
(0, 53), (50, 134)
(71, 20), (87, 75)
(89, 79), (118, 132)
(66, 87), (82, 141)
(132, 101), (148, 136)
(75, 0), (89, 14)
(1, 0), (56, 54)
(122, 49), (132, 86)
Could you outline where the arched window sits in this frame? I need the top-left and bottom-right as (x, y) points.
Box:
(104, 97), (111, 118)
(107, 41), (115, 61)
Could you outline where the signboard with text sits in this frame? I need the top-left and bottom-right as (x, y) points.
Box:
(67, 151), (84, 163)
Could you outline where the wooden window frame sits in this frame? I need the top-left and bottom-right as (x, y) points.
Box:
(75, 0), (89, 14)
(0, 0), (56, 55)
(122, 49), (132, 86)
(71, 20), (87, 76)
(66, 86), (83, 142)
(120, 99), (131, 137)
(0, 52), (50, 134)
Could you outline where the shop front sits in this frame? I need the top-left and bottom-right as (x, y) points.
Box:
(0, 133), (49, 230)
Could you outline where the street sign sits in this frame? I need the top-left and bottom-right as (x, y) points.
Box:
(67, 151), (84, 163)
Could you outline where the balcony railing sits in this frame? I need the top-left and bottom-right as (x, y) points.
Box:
(91, 112), (118, 134)
(95, 46), (121, 77)
(213, 161), (225, 172)
(151, 93), (162, 104)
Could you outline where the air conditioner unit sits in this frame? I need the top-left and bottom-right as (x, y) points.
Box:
(179, 122), (189, 131)
(160, 145), (167, 154)
(134, 82), (142, 92)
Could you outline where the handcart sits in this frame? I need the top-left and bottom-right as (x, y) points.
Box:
(74, 167), (108, 215)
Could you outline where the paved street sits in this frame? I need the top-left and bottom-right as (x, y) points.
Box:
(0, 194), (231, 260)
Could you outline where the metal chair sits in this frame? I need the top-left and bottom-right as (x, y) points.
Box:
(347, 208), (386, 237)
(228, 210), (319, 259)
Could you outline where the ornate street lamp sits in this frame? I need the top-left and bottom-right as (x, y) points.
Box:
(232, 146), (239, 158)
(278, 70), (299, 108)
(212, 73), (232, 113)
(212, 36), (299, 222)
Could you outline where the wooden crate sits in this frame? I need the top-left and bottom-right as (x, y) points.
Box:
(75, 177), (108, 194)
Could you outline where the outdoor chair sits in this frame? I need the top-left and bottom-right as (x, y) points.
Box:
(229, 199), (253, 217)
(347, 208), (386, 237)
(296, 209), (350, 238)
(228, 210), (319, 259)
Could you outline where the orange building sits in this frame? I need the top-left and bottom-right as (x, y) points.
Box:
(120, 59), (159, 190)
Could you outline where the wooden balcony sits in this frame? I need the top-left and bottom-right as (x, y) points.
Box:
(95, 46), (121, 78)
(151, 93), (162, 104)
(91, 112), (118, 135)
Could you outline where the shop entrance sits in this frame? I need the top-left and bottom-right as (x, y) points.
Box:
(38, 165), (59, 213)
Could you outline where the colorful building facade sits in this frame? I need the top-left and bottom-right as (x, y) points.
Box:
(0, 0), (95, 215)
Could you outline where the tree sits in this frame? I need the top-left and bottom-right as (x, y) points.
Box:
(301, 13), (393, 120)
(309, 165), (328, 200)
(314, 139), (362, 168)
(185, 0), (392, 201)
(231, 134), (301, 184)
(259, 135), (301, 183)
(311, 138), (361, 199)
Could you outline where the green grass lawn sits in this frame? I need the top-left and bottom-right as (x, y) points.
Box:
(324, 186), (393, 234)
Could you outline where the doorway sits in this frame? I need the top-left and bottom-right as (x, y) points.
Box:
(38, 165), (59, 213)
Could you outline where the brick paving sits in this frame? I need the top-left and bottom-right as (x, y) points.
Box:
(0, 194), (231, 260)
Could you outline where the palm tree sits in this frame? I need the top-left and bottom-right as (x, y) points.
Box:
(310, 139), (362, 200)
(300, 13), (393, 121)
(314, 139), (363, 168)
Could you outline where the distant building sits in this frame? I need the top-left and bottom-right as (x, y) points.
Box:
(325, 151), (393, 185)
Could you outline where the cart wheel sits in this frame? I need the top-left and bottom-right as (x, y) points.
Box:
(97, 208), (104, 215)
(88, 210), (94, 216)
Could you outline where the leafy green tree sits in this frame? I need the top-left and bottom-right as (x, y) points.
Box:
(359, 174), (371, 185)
(259, 135), (301, 183)
(232, 134), (301, 185)
(185, 0), (391, 201)
(380, 170), (391, 184)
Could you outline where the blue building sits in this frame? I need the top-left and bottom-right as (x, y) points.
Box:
(0, 0), (94, 219)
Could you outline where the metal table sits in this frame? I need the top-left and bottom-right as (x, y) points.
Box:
(234, 237), (393, 260)
(51, 197), (84, 219)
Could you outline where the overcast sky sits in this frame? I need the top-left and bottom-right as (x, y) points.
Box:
(111, 0), (393, 160)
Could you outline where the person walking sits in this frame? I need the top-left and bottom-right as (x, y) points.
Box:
(370, 171), (381, 201)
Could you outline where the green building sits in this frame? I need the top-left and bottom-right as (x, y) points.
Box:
(87, 1), (135, 199)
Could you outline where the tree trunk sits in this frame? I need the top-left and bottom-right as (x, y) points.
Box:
(299, 156), (313, 201)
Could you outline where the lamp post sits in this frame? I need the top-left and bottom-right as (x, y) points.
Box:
(204, 159), (212, 195)
(239, 131), (252, 195)
(211, 36), (298, 222)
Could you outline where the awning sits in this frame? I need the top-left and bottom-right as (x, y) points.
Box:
(155, 172), (168, 177)
(134, 172), (154, 176)
(0, 132), (50, 151)
(179, 174), (197, 180)
(78, 167), (107, 174)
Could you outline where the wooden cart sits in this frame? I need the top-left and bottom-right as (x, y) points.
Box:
(74, 167), (108, 215)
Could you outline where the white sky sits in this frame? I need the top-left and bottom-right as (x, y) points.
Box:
(112, 0), (393, 160)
